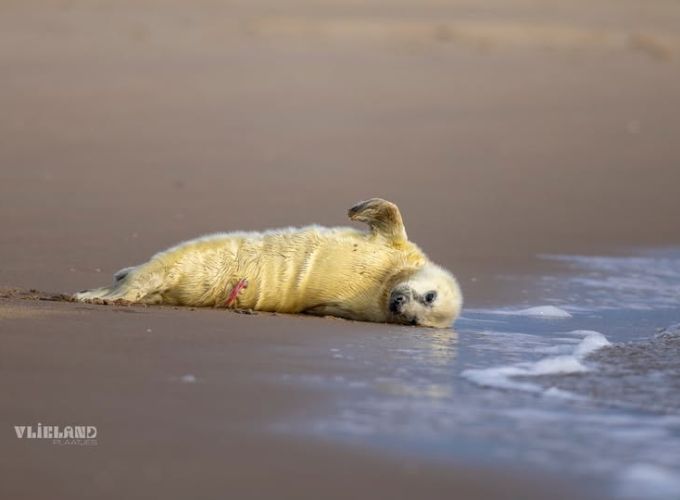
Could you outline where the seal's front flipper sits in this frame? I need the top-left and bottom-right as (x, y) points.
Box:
(348, 198), (407, 246)
(303, 303), (363, 321)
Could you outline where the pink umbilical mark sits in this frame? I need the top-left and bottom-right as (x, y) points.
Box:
(225, 278), (248, 307)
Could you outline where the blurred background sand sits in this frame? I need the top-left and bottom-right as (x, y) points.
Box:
(2, 0), (680, 304)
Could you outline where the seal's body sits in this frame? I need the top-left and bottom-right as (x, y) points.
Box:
(75, 199), (462, 328)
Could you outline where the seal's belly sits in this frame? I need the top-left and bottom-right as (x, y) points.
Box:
(160, 227), (403, 312)
(232, 229), (398, 313)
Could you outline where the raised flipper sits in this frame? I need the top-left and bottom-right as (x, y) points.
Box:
(348, 198), (408, 247)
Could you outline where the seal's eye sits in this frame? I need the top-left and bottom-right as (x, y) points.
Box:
(424, 291), (437, 304)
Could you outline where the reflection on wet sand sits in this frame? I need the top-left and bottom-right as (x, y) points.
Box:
(375, 329), (458, 398)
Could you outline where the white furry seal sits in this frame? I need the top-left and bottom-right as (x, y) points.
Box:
(75, 198), (462, 328)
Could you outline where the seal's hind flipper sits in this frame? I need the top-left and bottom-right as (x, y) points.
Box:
(348, 198), (407, 246)
(73, 286), (115, 302)
(114, 266), (136, 283)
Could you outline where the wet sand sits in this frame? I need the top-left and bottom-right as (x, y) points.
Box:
(2, 0), (680, 498)
(0, 290), (582, 500)
(529, 324), (680, 414)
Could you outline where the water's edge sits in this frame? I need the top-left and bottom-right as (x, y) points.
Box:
(274, 248), (680, 500)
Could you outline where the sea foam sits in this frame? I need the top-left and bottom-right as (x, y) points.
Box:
(471, 305), (573, 319)
(462, 330), (610, 396)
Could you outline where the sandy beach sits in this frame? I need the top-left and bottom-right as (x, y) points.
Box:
(2, 1), (680, 498)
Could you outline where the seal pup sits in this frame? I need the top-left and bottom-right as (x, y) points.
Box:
(74, 198), (462, 328)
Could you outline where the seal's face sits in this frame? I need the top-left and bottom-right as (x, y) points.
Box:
(387, 264), (462, 328)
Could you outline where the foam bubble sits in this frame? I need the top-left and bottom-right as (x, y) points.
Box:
(618, 463), (680, 500)
(471, 305), (573, 319)
(571, 331), (611, 357)
(512, 306), (573, 318)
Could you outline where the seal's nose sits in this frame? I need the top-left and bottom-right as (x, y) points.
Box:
(389, 293), (407, 313)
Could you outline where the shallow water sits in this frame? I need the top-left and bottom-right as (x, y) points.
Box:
(274, 248), (680, 500)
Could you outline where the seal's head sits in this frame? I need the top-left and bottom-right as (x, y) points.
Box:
(387, 264), (462, 328)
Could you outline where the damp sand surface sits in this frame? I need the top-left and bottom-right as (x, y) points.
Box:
(284, 250), (680, 500)
(2, 251), (680, 499)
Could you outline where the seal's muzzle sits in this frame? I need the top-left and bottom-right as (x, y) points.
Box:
(389, 289), (410, 314)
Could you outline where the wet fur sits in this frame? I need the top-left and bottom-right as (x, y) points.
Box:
(74, 199), (462, 327)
